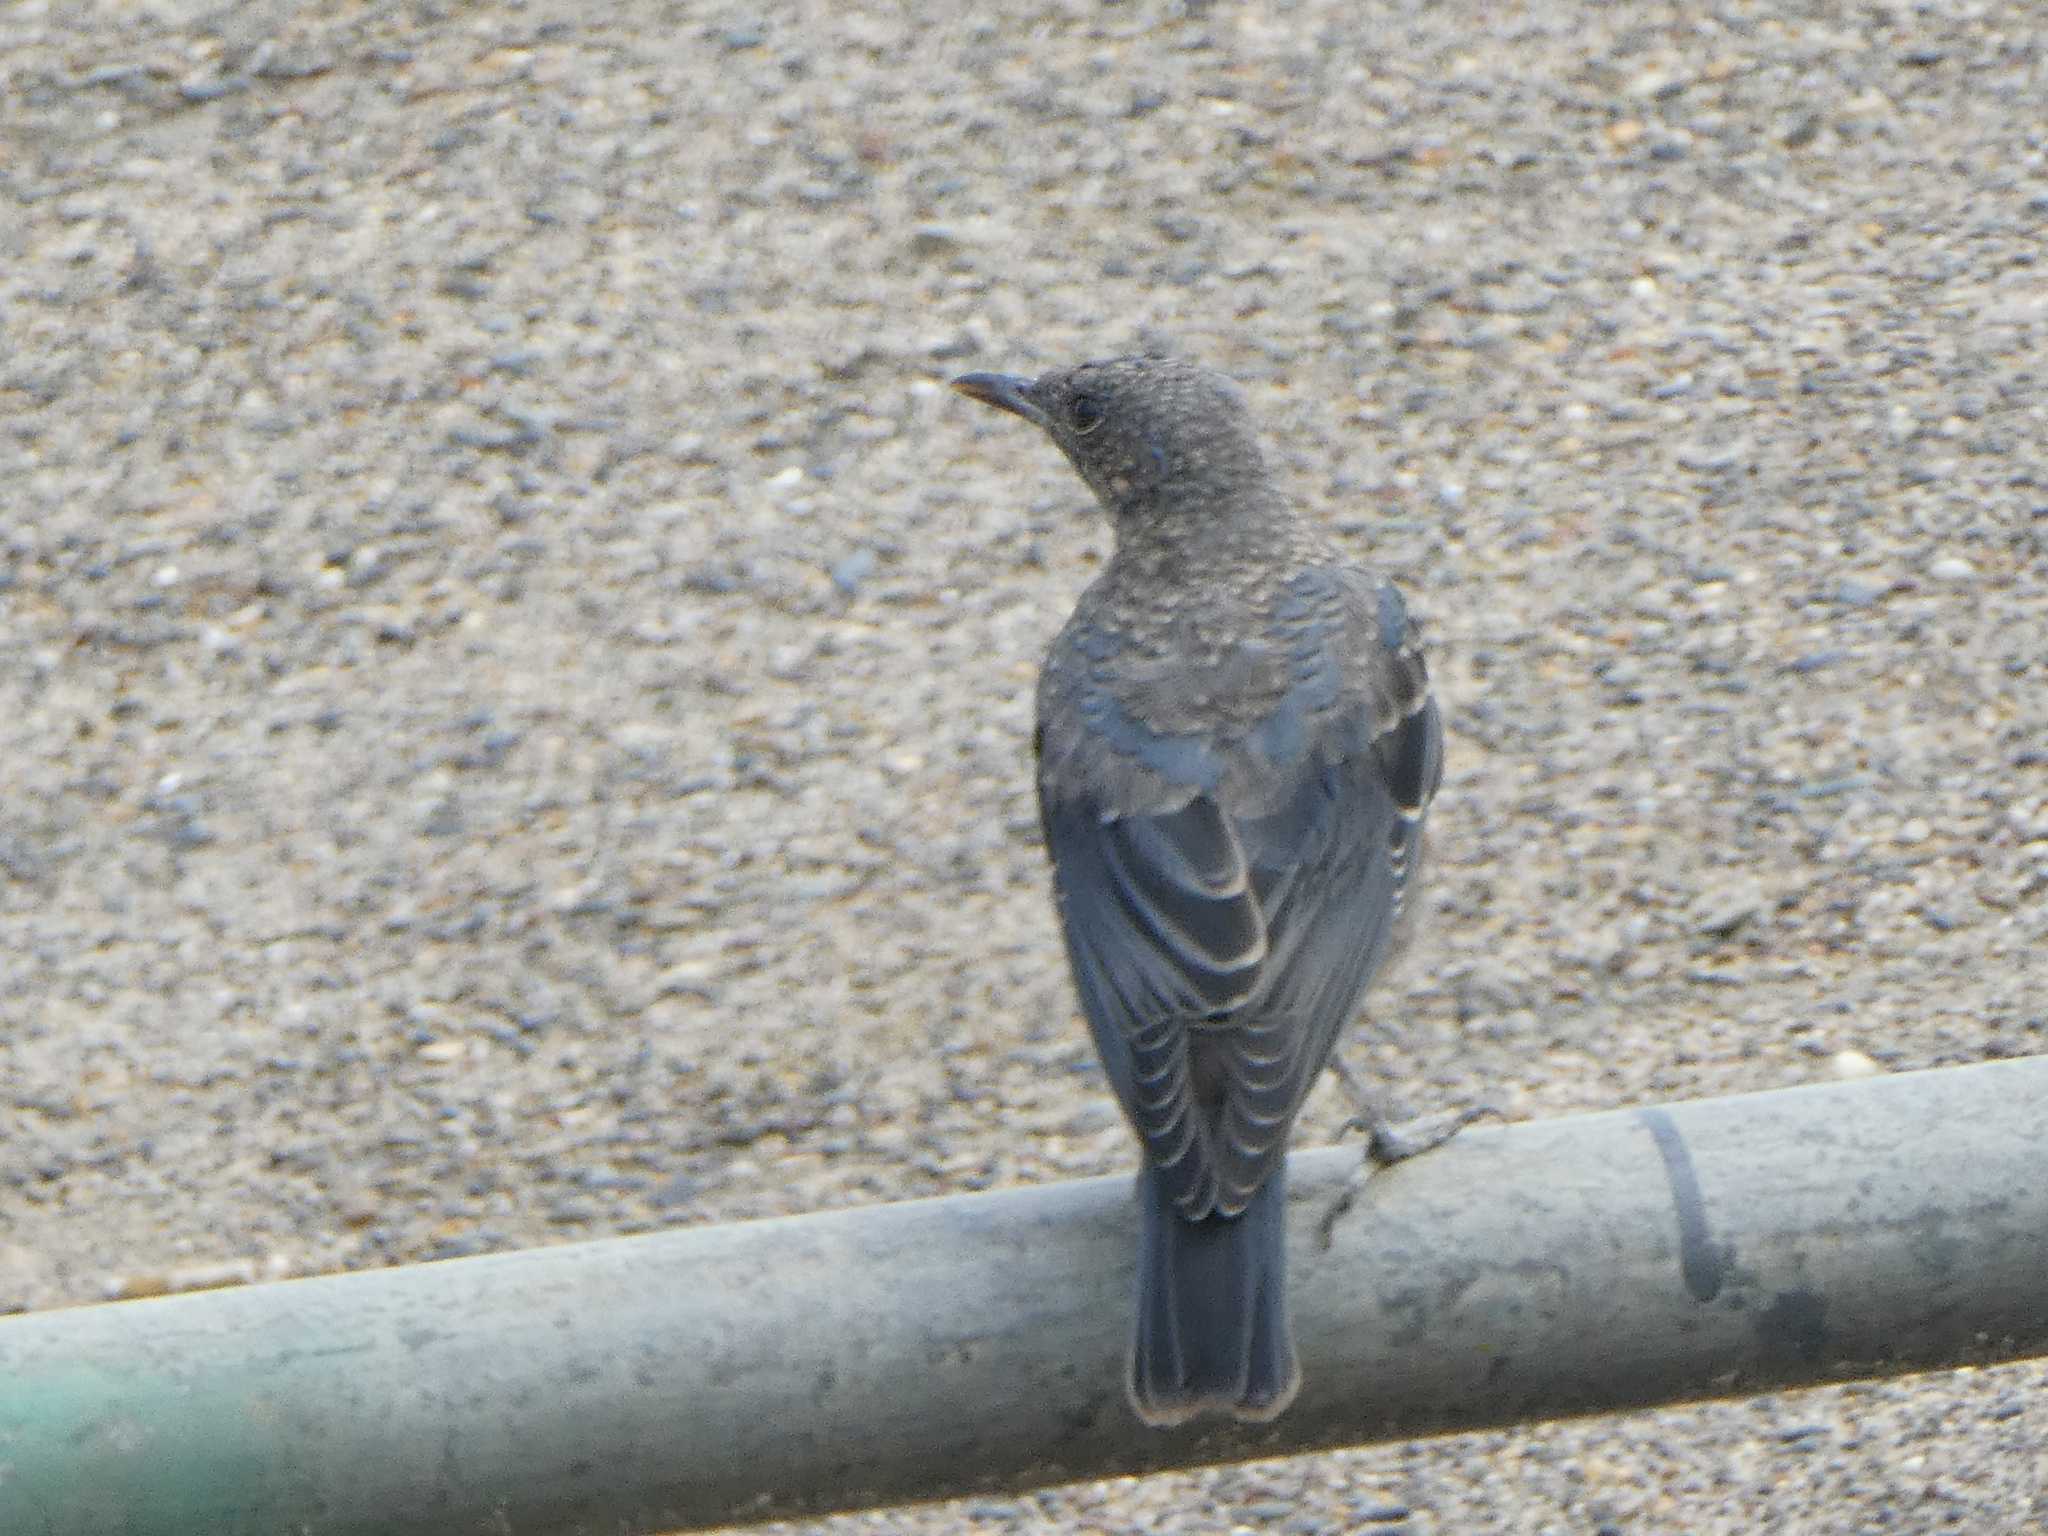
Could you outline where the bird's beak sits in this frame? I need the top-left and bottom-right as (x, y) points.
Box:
(951, 371), (1048, 428)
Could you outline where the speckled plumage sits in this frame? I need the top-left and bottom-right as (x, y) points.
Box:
(954, 355), (1443, 1427)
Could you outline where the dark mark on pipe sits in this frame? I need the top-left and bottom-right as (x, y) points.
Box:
(1639, 1107), (1728, 1302)
(1758, 1287), (1829, 1365)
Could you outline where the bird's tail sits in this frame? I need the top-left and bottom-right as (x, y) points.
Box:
(1128, 1165), (1298, 1425)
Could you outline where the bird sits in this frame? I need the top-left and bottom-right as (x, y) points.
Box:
(953, 355), (1447, 1426)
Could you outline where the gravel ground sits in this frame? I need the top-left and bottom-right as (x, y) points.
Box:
(2, 1), (2043, 1531)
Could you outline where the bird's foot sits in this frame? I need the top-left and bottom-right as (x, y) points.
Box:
(1317, 1102), (1502, 1250)
(1361, 1103), (1502, 1167)
(1317, 1160), (1371, 1251)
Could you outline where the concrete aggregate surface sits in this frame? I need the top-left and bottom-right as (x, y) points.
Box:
(1, 0), (2043, 1531)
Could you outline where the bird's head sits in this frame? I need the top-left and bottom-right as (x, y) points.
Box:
(952, 356), (1269, 525)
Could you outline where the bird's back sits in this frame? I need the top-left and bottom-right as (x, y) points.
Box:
(1036, 547), (1440, 1187)
(1038, 551), (1433, 824)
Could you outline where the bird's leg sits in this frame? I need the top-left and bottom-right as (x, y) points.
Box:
(1318, 1050), (1501, 1249)
(1328, 1052), (1498, 1164)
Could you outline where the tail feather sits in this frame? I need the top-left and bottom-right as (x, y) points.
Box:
(1128, 1166), (1298, 1425)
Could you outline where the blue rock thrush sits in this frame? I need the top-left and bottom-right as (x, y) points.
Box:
(953, 356), (1447, 1425)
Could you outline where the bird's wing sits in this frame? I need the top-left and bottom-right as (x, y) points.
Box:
(1039, 573), (1441, 1220)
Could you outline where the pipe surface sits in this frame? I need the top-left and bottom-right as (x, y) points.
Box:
(2, 1057), (2044, 1534)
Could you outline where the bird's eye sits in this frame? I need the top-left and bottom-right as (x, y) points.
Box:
(1069, 393), (1105, 435)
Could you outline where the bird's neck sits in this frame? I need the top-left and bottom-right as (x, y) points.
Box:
(1104, 485), (1313, 593)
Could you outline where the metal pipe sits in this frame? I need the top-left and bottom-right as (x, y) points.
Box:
(2, 1057), (2044, 1534)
